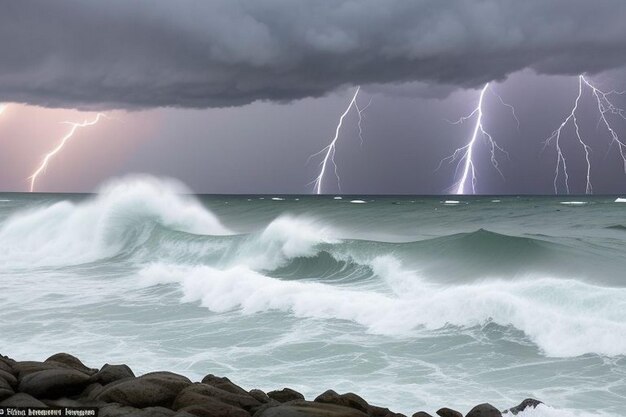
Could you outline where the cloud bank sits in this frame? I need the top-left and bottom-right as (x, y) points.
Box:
(1, 0), (625, 109)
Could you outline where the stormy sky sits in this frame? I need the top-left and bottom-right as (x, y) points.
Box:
(0, 1), (625, 194)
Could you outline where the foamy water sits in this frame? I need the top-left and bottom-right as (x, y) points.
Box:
(0, 176), (624, 416)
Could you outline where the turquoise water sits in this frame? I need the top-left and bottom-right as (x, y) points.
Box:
(0, 177), (625, 416)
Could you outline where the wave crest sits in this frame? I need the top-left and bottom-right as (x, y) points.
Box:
(0, 176), (230, 267)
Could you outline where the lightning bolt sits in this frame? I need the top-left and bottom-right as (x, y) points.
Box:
(29, 113), (106, 192)
(309, 86), (370, 194)
(544, 75), (626, 194)
(440, 83), (514, 195)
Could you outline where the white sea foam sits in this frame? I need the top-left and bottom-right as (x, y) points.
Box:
(560, 201), (587, 206)
(334, 196), (343, 200)
(0, 176), (230, 267)
(444, 200), (460, 205)
(350, 200), (366, 204)
(614, 197), (626, 203)
(137, 255), (626, 358)
(271, 197), (285, 201)
(514, 404), (615, 417)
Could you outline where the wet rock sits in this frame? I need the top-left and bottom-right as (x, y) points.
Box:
(97, 403), (174, 417)
(202, 374), (250, 396)
(18, 368), (91, 398)
(465, 403), (502, 417)
(0, 377), (14, 401)
(436, 408), (462, 417)
(254, 400), (369, 417)
(503, 399), (543, 415)
(45, 353), (97, 375)
(267, 387), (305, 403)
(314, 389), (369, 413)
(177, 401), (250, 417)
(0, 369), (17, 387)
(0, 392), (48, 408)
(173, 383), (260, 411)
(96, 371), (191, 408)
(413, 412), (434, 417)
(92, 363), (135, 385)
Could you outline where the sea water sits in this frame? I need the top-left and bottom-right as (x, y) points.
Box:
(0, 176), (624, 416)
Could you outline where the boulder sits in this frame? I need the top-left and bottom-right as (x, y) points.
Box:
(45, 353), (97, 375)
(12, 361), (74, 380)
(465, 403), (502, 417)
(177, 401), (251, 417)
(173, 383), (260, 411)
(0, 392), (48, 408)
(96, 371), (191, 408)
(254, 400), (369, 417)
(369, 405), (396, 417)
(249, 389), (272, 404)
(0, 359), (13, 375)
(436, 408), (462, 417)
(81, 382), (105, 399)
(0, 369), (17, 387)
(97, 403), (172, 417)
(267, 388), (305, 403)
(92, 363), (136, 385)
(18, 368), (91, 398)
(413, 413), (434, 417)
(0, 376), (14, 401)
(503, 399), (543, 415)
(202, 374), (250, 396)
(314, 390), (369, 413)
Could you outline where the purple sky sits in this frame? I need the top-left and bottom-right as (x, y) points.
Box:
(1, 1), (625, 194)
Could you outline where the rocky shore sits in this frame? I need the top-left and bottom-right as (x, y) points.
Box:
(0, 353), (542, 417)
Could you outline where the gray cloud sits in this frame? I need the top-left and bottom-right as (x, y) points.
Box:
(1, 0), (626, 109)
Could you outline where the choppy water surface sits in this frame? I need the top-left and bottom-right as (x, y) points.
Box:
(1, 177), (625, 416)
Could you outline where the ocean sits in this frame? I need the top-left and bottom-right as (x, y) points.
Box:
(0, 176), (624, 417)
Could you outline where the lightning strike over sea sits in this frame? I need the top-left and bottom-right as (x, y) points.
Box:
(29, 113), (106, 192)
(309, 86), (371, 194)
(440, 83), (516, 195)
(545, 75), (626, 194)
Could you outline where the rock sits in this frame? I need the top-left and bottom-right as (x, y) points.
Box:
(249, 389), (271, 404)
(98, 403), (156, 417)
(503, 399), (543, 415)
(267, 387), (305, 403)
(0, 359), (13, 375)
(413, 413), (434, 417)
(177, 402), (250, 417)
(202, 374), (250, 396)
(45, 353), (97, 375)
(18, 368), (92, 398)
(0, 392), (48, 408)
(173, 383), (260, 411)
(12, 361), (64, 379)
(254, 400), (369, 417)
(96, 371), (191, 408)
(0, 377), (14, 401)
(465, 403), (502, 417)
(92, 363), (136, 385)
(436, 408), (463, 417)
(0, 369), (17, 387)
(314, 390), (369, 413)
(82, 382), (105, 399)
(369, 406), (396, 417)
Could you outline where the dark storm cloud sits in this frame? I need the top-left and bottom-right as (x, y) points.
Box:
(1, 0), (626, 109)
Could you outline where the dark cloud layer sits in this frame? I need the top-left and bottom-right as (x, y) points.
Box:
(1, 0), (626, 109)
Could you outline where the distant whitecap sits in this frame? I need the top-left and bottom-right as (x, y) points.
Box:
(350, 200), (366, 204)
